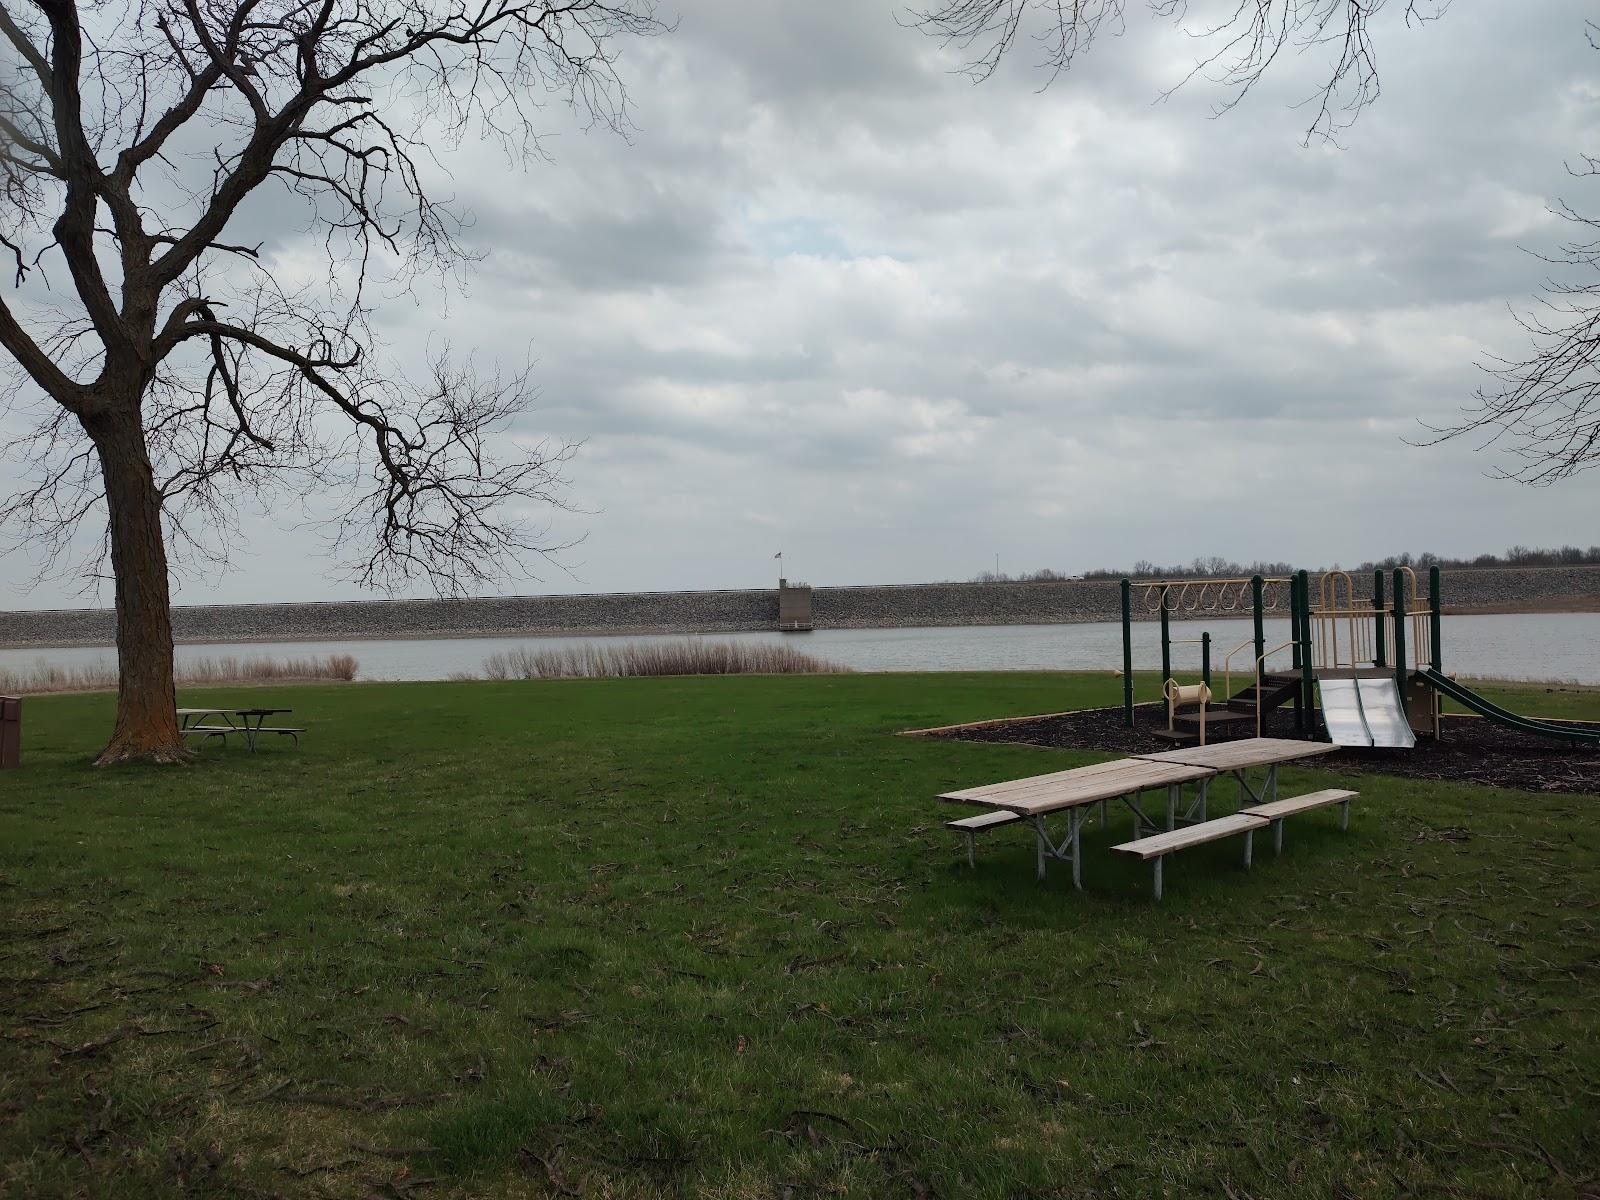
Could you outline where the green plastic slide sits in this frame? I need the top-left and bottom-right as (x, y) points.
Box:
(1417, 668), (1600, 746)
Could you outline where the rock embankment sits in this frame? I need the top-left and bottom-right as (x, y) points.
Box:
(1, 567), (1595, 647)
(814, 567), (1600, 628)
(0, 589), (777, 647)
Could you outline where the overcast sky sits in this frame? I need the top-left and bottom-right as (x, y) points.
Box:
(4, 1), (1599, 609)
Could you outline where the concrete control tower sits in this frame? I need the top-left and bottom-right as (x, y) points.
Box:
(777, 580), (813, 631)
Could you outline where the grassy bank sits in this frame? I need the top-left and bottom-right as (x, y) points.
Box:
(1, 673), (1597, 1198)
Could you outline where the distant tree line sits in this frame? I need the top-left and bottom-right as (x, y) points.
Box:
(968, 547), (1600, 584)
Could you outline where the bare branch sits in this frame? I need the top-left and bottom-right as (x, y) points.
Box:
(0, 290), (81, 403)
(910, 0), (1451, 141)
(1411, 22), (1600, 484)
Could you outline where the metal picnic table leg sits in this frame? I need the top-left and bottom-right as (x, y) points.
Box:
(1070, 806), (1083, 890)
(1029, 810), (1087, 889)
(1165, 785), (1177, 831)
(1153, 855), (1164, 902)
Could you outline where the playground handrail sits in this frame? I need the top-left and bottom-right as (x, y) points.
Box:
(1221, 636), (1257, 697)
(1317, 570), (1356, 613)
(1397, 565), (1422, 608)
(1254, 641), (1297, 737)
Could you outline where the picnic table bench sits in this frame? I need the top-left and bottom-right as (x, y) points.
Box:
(1112, 787), (1358, 900)
(179, 707), (304, 752)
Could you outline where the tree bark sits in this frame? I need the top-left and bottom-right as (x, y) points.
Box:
(82, 402), (191, 765)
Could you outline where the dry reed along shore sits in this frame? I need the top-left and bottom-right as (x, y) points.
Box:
(0, 654), (359, 696)
(468, 639), (848, 680)
(1, 640), (849, 694)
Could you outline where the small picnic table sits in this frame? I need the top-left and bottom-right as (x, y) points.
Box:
(940, 758), (1215, 887)
(178, 707), (299, 752)
(1130, 738), (1339, 822)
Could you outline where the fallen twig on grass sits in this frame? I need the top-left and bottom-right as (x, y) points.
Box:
(59, 1020), (218, 1058)
(518, 1144), (582, 1197)
(275, 1083), (443, 1113)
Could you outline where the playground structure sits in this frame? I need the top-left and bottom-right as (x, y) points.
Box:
(1118, 566), (1600, 748)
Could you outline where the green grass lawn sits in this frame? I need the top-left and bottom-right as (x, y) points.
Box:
(2, 672), (1597, 1198)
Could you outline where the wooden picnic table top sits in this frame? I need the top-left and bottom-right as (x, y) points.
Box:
(939, 757), (1215, 816)
(178, 706), (291, 715)
(1130, 737), (1339, 772)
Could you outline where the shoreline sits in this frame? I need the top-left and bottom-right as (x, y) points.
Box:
(1, 600), (1595, 652)
(11, 670), (1599, 698)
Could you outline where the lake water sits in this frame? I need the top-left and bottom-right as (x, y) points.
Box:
(2, 612), (1596, 684)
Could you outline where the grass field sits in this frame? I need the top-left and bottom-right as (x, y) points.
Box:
(2, 672), (1597, 1198)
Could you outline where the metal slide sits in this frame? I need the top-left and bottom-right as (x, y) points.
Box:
(1317, 676), (1417, 749)
(1418, 667), (1600, 746)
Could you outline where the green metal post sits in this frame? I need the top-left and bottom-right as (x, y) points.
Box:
(1201, 632), (1212, 690)
(1373, 568), (1386, 669)
(1290, 580), (1301, 669)
(1429, 565), (1443, 674)
(1121, 579), (1134, 728)
(1392, 568), (1408, 697)
(1289, 574), (1304, 734)
(1159, 586), (1172, 687)
(1299, 570), (1316, 736)
(1251, 574), (1265, 670)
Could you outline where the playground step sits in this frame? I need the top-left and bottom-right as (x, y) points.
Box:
(1172, 707), (1253, 728)
(1227, 674), (1301, 714)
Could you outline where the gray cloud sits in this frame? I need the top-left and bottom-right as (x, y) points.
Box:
(4, 0), (1599, 608)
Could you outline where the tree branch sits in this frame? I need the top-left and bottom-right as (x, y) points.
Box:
(0, 290), (81, 404)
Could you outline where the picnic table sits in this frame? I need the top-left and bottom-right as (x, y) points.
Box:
(940, 758), (1214, 887)
(1130, 738), (1338, 821)
(178, 707), (302, 752)
(939, 738), (1341, 887)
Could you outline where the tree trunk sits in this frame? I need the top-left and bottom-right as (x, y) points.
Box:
(83, 402), (190, 765)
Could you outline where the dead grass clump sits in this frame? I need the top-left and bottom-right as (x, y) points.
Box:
(0, 653), (360, 695)
(478, 639), (848, 680)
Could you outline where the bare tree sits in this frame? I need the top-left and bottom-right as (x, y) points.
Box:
(0, 0), (662, 763)
(910, 0), (1447, 142)
(1418, 27), (1600, 484)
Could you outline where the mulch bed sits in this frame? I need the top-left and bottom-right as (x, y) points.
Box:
(925, 704), (1600, 795)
